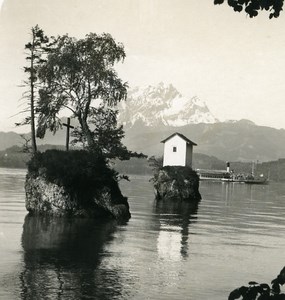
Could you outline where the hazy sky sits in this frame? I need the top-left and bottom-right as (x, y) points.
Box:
(1, 0), (285, 132)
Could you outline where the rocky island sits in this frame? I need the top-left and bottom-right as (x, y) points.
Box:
(25, 150), (131, 221)
(151, 132), (201, 202)
(18, 29), (146, 222)
(152, 165), (201, 202)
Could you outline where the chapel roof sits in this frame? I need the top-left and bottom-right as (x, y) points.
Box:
(160, 132), (197, 146)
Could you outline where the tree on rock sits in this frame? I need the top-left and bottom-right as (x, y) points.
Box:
(71, 106), (136, 161)
(37, 33), (128, 155)
(214, 0), (283, 18)
(17, 25), (53, 154)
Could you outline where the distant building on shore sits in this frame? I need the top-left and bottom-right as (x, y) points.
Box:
(161, 132), (197, 168)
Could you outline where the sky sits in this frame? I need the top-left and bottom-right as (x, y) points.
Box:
(0, 0), (285, 132)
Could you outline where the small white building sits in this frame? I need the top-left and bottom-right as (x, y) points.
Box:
(161, 133), (197, 167)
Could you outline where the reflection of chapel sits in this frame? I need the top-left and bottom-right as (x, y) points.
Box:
(161, 133), (197, 168)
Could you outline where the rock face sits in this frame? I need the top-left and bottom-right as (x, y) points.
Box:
(25, 150), (131, 221)
(152, 166), (201, 202)
(25, 174), (131, 220)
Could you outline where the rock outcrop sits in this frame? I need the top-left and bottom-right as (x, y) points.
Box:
(25, 174), (131, 220)
(152, 166), (201, 202)
(25, 150), (131, 221)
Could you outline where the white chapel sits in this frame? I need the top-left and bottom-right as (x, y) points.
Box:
(161, 133), (197, 168)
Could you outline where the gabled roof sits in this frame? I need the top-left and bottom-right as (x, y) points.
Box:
(161, 132), (197, 146)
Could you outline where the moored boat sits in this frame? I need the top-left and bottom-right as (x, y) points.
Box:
(221, 177), (268, 184)
(243, 178), (268, 184)
(197, 169), (231, 181)
(196, 161), (268, 185)
(221, 178), (244, 183)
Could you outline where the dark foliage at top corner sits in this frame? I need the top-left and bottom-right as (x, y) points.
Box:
(214, 0), (284, 18)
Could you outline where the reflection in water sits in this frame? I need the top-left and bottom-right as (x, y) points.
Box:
(21, 215), (122, 299)
(2, 171), (285, 300)
(155, 200), (199, 261)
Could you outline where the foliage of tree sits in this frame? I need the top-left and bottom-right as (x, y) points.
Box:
(228, 266), (285, 299)
(148, 156), (163, 173)
(71, 105), (145, 160)
(17, 25), (53, 154)
(19, 134), (32, 154)
(36, 33), (128, 153)
(214, 0), (284, 18)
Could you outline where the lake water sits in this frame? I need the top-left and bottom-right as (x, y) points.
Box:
(0, 168), (285, 299)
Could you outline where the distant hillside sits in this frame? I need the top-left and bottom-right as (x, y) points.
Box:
(122, 120), (285, 162)
(1, 145), (285, 182)
(1, 119), (284, 162)
(0, 144), (67, 169)
(114, 153), (227, 176)
(0, 132), (23, 151)
(259, 159), (285, 182)
(113, 156), (285, 182)
(0, 121), (73, 151)
(0, 145), (29, 168)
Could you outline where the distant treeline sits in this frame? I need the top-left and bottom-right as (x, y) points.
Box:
(257, 159), (285, 182)
(114, 158), (153, 175)
(0, 146), (29, 168)
(1, 145), (285, 181)
(224, 160), (285, 182)
(0, 145), (66, 169)
(114, 155), (285, 182)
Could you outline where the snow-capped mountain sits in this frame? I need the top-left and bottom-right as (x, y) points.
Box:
(118, 83), (219, 128)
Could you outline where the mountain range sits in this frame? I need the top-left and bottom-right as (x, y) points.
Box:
(117, 83), (218, 128)
(118, 83), (285, 162)
(1, 83), (284, 163)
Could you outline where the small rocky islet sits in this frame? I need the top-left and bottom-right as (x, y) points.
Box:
(25, 150), (131, 221)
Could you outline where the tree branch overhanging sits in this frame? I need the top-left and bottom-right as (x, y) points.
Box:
(214, 0), (284, 18)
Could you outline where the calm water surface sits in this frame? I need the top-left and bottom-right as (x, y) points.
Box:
(0, 168), (285, 299)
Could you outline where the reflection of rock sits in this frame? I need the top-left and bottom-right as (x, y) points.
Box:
(25, 175), (131, 220)
(152, 166), (201, 201)
(22, 215), (117, 254)
(155, 199), (199, 218)
(20, 215), (123, 299)
(155, 200), (199, 261)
